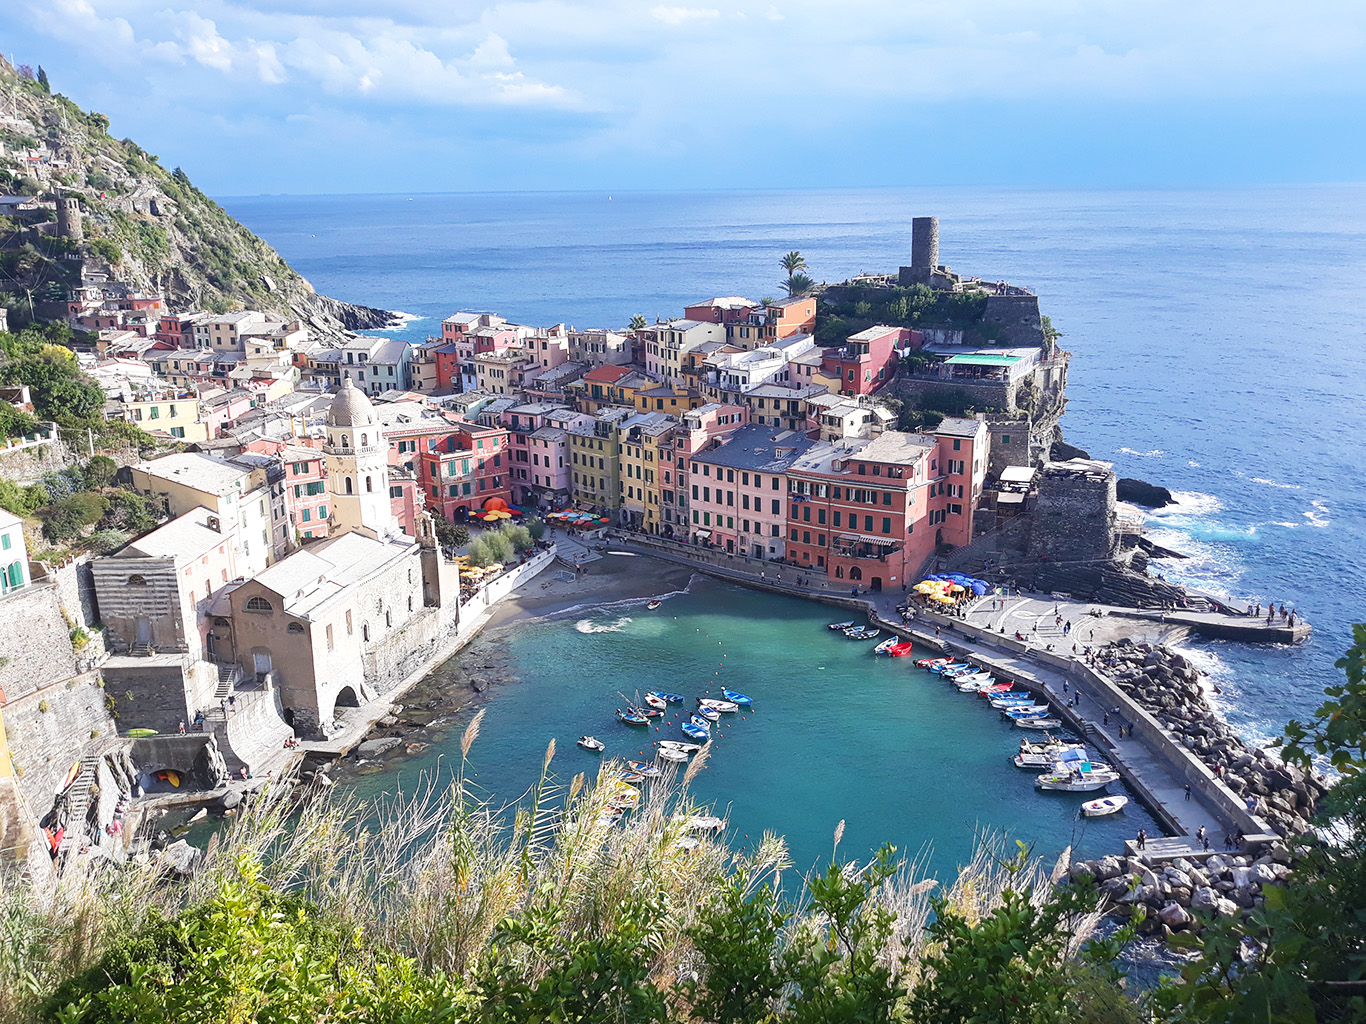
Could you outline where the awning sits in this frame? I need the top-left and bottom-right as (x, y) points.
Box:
(836, 533), (899, 547)
(694, 529), (712, 539)
(944, 352), (1022, 366)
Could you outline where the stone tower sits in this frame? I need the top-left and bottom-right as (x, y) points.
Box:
(911, 216), (938, 275)
(323, 378), (393, 539)
(57, 195), (83, 242)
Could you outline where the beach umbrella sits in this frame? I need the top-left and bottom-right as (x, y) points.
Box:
(970, 581), (989, 595)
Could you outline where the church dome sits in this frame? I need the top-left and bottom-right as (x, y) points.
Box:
(327, 377), (377, 428)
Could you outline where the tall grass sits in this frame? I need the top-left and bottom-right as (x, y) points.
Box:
(0, 724), (1104, 1023)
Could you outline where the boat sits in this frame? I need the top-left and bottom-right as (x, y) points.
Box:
(956, 677), (997, 692)
(126, 728), (158, 738)
(610, 789), (642, 807)
(1016, 717), (1064, 730)
(59, 761), (81, 792)
(917, 657), (951, 668)
(695, 705), (721, 722)
(979, 682), (1013, 694)
(887, 641), (915, 657)
(647, 600), (662, 611)
(1081, 795), (1130, 817)
(698, 698), (739, 712)
(930, 662), (968, 675)
(658, 740), (701, 753)
(577, 736), (605, 752)
(1004, 706), (1053, 719)
(617, 771), (645, 784)
(1036, 757), (1121, 792)
(626, 761), (663, 778)
(681, 721), (711, 741)
(155, 770), (181, 788)
(844, 627), (881, 640)
(657, 747), (689, 763)
(874, 637), (899, 654)
(616, 709), (650, 726)
(689, 714), (713, 731)
(721, 689), (753, 706)
(989, 694), (1035, 707)
(681, 815), (726, 832)
(942, 665), (980, 678)
(643, 693), (668, 710)
(653, 692), (686, 703)
(828, 621), (856, 630)
(1015, 746), (1086, 769)
(631, 705), (662, 717)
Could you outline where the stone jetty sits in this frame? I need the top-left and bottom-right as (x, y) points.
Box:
(1099, 639), (1327, 838)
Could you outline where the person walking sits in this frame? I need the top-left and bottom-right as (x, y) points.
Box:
(178, 720), (185, 735)
(1137, 828), (1147, 851)
(1184, 784), (1192, 801)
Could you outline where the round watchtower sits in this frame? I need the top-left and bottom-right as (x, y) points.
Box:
(57, 195), (83, 242)
(911, 216), (938, 272)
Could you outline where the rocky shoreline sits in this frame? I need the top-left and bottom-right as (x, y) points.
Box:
(1068, 639), (1331, 936)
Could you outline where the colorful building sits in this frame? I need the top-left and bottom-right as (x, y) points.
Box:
(619, 412), (676, 532)
(569, 407), (631, 513)
(821, 325), (918, 396)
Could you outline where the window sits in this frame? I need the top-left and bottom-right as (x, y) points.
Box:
(0, 535), (8, 550)
(390, 485), (403, 498)
(882, 517), (892, 534)
(1002, 433), (1012, 445)
(771, 499), (780, 514)
(319, 505), (327, 519)
(953, 439), (961, 451)
(817, 508), (826, 525)
(326, 624), (334, 650)
(864, 515), (874, 532)
(302, 508), (311, 523)
(344, 477), (354, 494)
(362, 623), (370, 642)
(245, 596), (273, 613)
(287, 622), (305, 634)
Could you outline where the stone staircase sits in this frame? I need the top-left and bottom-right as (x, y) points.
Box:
(213, 662), (241, 702)
(56, 750), (105, 856)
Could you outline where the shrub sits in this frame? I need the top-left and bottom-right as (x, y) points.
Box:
(501, 523), (533, 554)
(526, 518), (545, 542)
(85, 528), (127, 554)
(41, 492), (107, 542)
(82, 455), (118, 490)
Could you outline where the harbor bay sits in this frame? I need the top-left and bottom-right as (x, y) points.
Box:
(335, 571), (1161, 879)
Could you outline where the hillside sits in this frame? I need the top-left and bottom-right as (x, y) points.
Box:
(0, 57), (391, 335)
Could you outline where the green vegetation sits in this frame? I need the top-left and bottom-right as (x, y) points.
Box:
(780, 251), (813, 297)
(3, 625), (1366, 1022)
(466, 522), (534, 567)
(816, 283), (995, 346)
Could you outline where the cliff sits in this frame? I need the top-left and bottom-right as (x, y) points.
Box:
(0, 57), (391, 336)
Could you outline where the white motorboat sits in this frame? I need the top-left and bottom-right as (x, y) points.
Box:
(956, 677), (998, 692)
(1036, 753), (1121, 792)
(1014, 740), (1086, 769)
(695, 705), (721, 722)
(828, 621), (856, 631)
(643, 693), (668, 710)
(873, 637), (899, 655)
(698, 698), (739, 712)
(1000, 704), (1051, 716)
(1081, 795), (1130, 817)
(577, 736), (605, 752)
(990, 694), (1037, 708)
(658, 740), (701, 753)
(1016, 716), (1064, 730)
(657, 747), (689, 763)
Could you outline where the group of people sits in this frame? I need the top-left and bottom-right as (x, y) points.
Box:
(1247, 601), (1298, 628)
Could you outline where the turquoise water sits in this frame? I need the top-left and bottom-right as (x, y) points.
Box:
(344, 576), (1157, 880)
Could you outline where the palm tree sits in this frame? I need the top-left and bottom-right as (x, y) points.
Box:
(783, 273), (815, 297)
(780, 251), (807, 278)
(629, 315), (647, 332)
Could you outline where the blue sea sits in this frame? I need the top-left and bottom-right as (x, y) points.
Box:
(221, 187), (1366, 866)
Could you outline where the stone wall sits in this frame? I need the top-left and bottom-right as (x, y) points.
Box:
(2, 672), (115, 821)
(0, 436), (79, 484)
(982, 294), (1045, 349)
(0, 584), (82, 701)
(101, 658), (194, 735)
(1026, 465), (1118, 563)
(49, 555), (100, 630)
(894, 375), (1019, 414)
(984, 413), (1031, 476)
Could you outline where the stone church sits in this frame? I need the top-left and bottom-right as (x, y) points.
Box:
(213, 379), (461, 738)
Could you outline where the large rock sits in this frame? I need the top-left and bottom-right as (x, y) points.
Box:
(1215, 897), (1241, 918)
(356, 737), (402, 758)
(1190, 886), (1220, 912)
(1117, 478), (1174, 508)
(158, 839), (202, 877)
(1095, 855), (1124, 881)
(1159, 902), (1193, 930)
(1051, 439), (1092, 461)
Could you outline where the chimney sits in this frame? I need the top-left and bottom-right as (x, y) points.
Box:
(206, 515), (221, 533)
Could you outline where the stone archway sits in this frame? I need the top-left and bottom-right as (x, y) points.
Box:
(335, 685), (361, 708)
(849, 566), (863, 582)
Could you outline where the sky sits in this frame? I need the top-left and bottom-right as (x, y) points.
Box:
(5, 1), (1366, 195)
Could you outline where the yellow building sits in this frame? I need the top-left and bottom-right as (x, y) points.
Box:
(633, 383), (703, 415)
(120, 386), (211, 442)
(618, 412), (676, 533)
(569, 408), (630, 512)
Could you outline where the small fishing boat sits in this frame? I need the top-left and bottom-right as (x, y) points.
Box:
(979, 682), (1013, 694)
(594, 808), (625, 828)
(617, 771), (645, 784)
(917, 657), (952, 668)
(1036, 759), (1121, 792)
(828, 621), (856, 631)
(616, 708), (650, 726)
(721, 689), (753, 706)
(681, 721), (711, 741)
(647, 600), (662, 610)
(989, 694), (1035, 706)
(956, 676), (997, 691)
(887, 641), (915, 657)
(689, 714), (713, 731)
(653, 691), (686, 703)
(657, 747), (689, 763)
(1015, 746), (1086, 769)
(942, 665), (980, 678)
(626, 760), (663, 778)
(643, 693), (668, 710)
(156, 770), (181, 788)
(610, 789), (642, 808)
(1081, 795), (1129, 817)
(577, 736), (605, 752)
(1016, 716), (1063, 730)
(658, 740), (701, 753)
(844, 627), (881, 640)
(632, 705), (662, 717)
(930, 662), (968, 675)
(695, 705), (721, 722)
(698, 698), (739, 713)
(874, 637), (899, 654)
(1004, 706), (1053, 719)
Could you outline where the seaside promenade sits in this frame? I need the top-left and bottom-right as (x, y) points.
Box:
(601, 529), (1278, 858)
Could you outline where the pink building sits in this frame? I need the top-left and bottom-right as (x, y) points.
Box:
(686, 423), (817, 559)
(821, 325), (920, 396)
(244, 439), (331, 542)
(659, 402), (749, 538)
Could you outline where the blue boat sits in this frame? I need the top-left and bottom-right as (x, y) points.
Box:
(681, 721), (710, 741)
(651, 691), (685, 703)
(721, 689), (753, 706)
(695, 705), (721, 722)
(1004, 707), (1053, 720)
(616, 708), (650, 726)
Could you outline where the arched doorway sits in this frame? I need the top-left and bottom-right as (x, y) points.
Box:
(335, 686), (361, 708)
(849, 566), (863, 582)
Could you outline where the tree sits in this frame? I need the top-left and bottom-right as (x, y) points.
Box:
(783, 273), (815, 298)
(629, 314), (647, 332)
(684, 872), (788, 1024)
(83, 455), (118, 490)
(41, 492), (108, 543)
(780, 251), (807, 278)
(526, 518), (545, 542)
(37, 66), (50, 93)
